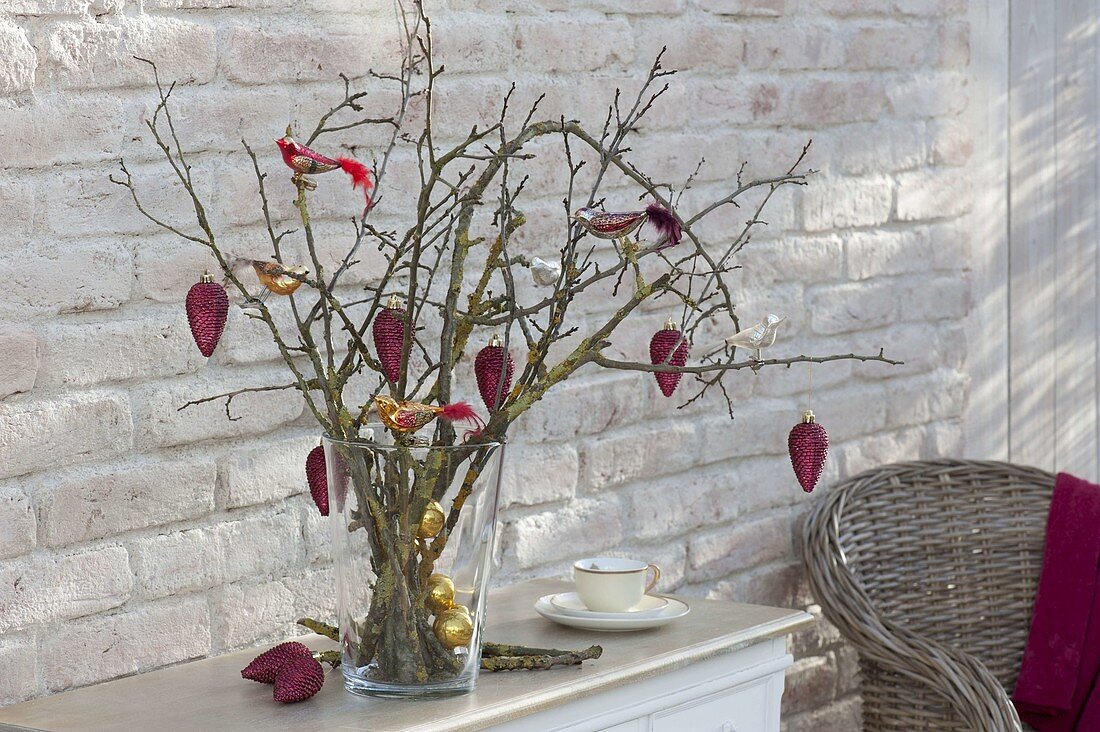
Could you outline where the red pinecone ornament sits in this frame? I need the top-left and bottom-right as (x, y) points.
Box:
(306, 445), (328, 516)
(185, 272), (229, 358)
(241, 641), (312, 684)
(373, 295), (406, 383)
(649, 318), (689, 398)
(789, 410), (829, 493)
(273, 656), (325, 703)
(474, 335), (514, 410)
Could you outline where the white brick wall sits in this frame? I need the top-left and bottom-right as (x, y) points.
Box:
(0, 0), (973, 727)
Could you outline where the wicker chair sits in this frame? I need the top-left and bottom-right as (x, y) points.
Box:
(803, 459), (1056, 732)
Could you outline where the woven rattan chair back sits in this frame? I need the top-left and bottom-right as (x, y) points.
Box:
(804, 459), (1055, 731)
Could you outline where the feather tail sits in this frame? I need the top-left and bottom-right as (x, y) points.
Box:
(439, 401), (479, 423)
(645, 202), (682, 249)
(337, 157), (374, 209)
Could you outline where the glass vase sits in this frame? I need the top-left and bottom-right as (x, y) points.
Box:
(324, 428), (504, 698)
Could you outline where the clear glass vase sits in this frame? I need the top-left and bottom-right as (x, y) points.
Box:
(324, 427), (504, 698)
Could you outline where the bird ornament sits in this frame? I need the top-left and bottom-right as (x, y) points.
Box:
(725, 314), (786, 361)
(275, 134), (374, 209)
(373, 395), (483, 435)
(252, 260), (309, 297)
(572, 202), (683, 250)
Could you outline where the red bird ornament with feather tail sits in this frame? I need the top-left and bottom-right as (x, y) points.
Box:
(572, 202), (682, 249)
(275, 135), (374, 209)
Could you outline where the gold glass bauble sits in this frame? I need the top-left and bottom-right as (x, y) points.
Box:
(417, 499), (446, 539)
(433, 606), (473, 650)
(425, 573), (455, 615)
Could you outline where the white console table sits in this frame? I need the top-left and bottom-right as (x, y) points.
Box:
(0, 579), (811, 732)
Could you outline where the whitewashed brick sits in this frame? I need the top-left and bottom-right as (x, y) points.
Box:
(40, 597), (210, 691)
(130, 371), (305, 449)
(0, 21), (37, 93)
(0, 546), (132, 632)
(846, 23), (933, 70)
(744, 26), (844, 70)
(580, 421), (698, 490)
(505, 497), (624, 568)
(929, 117), (973, 166)
(740, 235), (844, 288)
(500, 443), (579, 508)
(802, 177), (893, 232)
(129, 512), (300, 598)
(846, 229), (933, 279)
(0, 328), (38, 399)
(0, 486), (35, 560)
(41, 17), (216, 89)
(896, 168), (973, 220)
(0, 634), (37, 706)
(637, 20), (743, 71)
(831, 120), (928, 175)
(837, 426), (925, 476)
(209, 579), (295, 650)
(224, 26), (396, 84)
(38, 458), (215, 546)
(622, 468), (733, 540)
(218, 432), (317, 509)
(37, 312), (204, 388)
(790, 78), (886, 126)
(688, 513), (792, 582)
(887, 72), (969, 117)
(809, 281), (897, 334)
(893, 0), (966, 15)
(884, 369), (968, 427)
(0, 244), (132, 318)
(935, 20), (971, 68)
(513, 17), (634, 72)
(0, 392), (132, 479)
(898, 275), (969, 320)
(697, 0), (786, 14)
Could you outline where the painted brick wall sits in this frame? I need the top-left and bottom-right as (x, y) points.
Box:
(0, 0), (972, 728)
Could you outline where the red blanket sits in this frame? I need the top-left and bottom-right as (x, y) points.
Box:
(1014, 472), (1100, 731)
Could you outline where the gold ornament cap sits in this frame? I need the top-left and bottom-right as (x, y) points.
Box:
(201, 270), (214, 284)
(802, 409), (816, 424)
(488, 333), (503, 348)
(387, 294), (403, 309)
(663, 316), (677, 331)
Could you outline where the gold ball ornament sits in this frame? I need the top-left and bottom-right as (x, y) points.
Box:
(433, 606), (474, 650)
(425, 573), (456, 615)
(417, 500), (446, 539)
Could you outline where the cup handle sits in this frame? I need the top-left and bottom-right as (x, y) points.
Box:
(645, 563), (661, 595)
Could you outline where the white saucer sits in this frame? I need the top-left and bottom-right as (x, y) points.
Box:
(535, 594), (690, 631)
(549, 592), (669, 619)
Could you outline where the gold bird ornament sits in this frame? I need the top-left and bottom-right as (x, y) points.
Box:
(372, 395), (482, 434)
(252, 260), (309, 296)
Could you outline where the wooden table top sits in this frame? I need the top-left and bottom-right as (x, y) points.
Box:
(0, 579), (812, 732)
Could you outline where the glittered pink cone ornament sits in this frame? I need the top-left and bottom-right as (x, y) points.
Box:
(185, 271), (229, 357)
(474, 334), (514, 410)
(241, 641), (313, 684)
(788, 410), (829, 493)
(649, 317), (689, 398)
(305, 445), (328, 516)
(273, 656), (325, 703)
(373, 294), (406, 384)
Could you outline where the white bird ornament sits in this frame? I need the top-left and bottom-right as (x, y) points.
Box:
(530, 257), (562, 287)
(725, 314), (786, 361)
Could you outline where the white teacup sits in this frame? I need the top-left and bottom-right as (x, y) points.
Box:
(573, 557), (661, 613)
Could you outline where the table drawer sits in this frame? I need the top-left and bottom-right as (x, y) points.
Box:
(651, 677), (769, 732)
